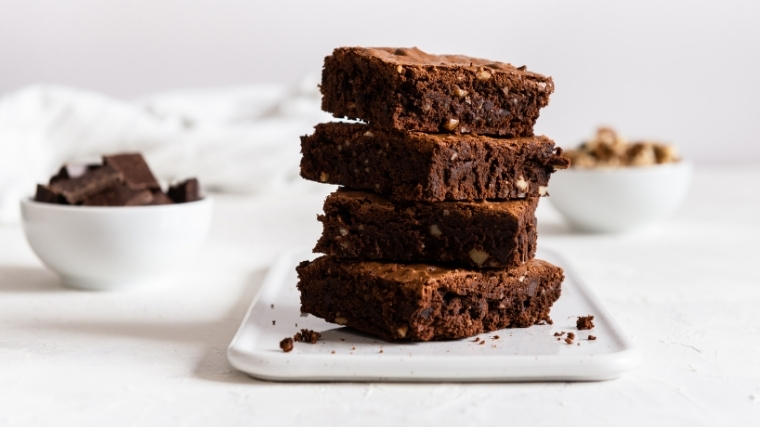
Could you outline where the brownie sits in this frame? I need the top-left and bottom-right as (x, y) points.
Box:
(300, 122), (569, 201)
(576, 315), (595, 330)
(297, 256), (564, 341)
(315, 189), (537, 268)
(321, 47), (554, 137)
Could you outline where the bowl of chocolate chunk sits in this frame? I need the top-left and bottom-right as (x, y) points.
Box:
(20, 153), (213, 290)
(548, 128), (692, 233)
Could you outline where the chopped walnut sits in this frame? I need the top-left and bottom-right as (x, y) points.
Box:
(565, 128), (680, 169)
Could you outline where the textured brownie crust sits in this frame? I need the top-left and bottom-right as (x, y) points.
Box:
(321, 47), (554, 137)
(315, 189), (537, 268)
(300, 122), (569, 201)
(297, 256), (564, 341)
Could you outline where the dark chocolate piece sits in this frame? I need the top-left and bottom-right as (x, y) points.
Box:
(34, 184), (65, 204)
(148, 190), (174, 205)
(300, 122), (569, 201)
(48, 165), (123, 204)
(321, 47), (554, 137)
(82, 184), (154, 206)
(168, 178), (200, 203)
(315, 189), (537, 268)
(103, 153), (160, 190)
(297, 256), (564, 341)
(49, 164), (101, 185)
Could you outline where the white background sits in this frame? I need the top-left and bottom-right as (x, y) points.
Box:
(2, 0), (759, 163)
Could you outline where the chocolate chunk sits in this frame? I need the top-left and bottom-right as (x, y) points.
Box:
(279, 338), (294, 353)
(576, 315), (595, 330)
(82, 184), (154, 206)
(147, 190), (174, 205)
(34, 184), (65, 204)
(168, 178), (200, 203)
(49, 165), (123, 204)
(103, 153), (160, 191)
(49, 164), (102, 185)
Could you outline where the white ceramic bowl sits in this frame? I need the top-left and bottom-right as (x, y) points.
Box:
(548, 162), (692, 233)
(20, 198), (213, 290)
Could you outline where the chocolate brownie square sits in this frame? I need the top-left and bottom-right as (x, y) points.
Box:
(300, 122), (569, 201)
(321, 47), (554, 137)
(315, 189), (537, 268)
(297, 256), (564, 341)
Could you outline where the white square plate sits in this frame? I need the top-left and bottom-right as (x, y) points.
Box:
(228, 248), (640, 382)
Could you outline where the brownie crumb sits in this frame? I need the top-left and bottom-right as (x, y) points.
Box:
(553, 331), (564, 337)
(479, 341), (485, 345)
(270, 304), (274, 309)
(589, 335), (597, 341)
(279, 338), (294, 352)
(546, 318), (554, 325)
(272, 320), (275, 326)
(556, 338), (561, 341)
(340, 338), (345, 341)
(379, 349), (384, 354)
(492, 335), (500, 340)
(294, 329), (322, 344)
(352, 346), (356, 350)
(576, 315), (595, 330)
(564, 337), (573, 344)
(567, 332), (575, 340)
(331, 351), (335, 354)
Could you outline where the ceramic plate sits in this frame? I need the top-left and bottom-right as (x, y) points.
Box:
(228, 248), (640, 382)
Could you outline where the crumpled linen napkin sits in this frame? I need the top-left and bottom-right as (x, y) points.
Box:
(0, 76), (334, 223)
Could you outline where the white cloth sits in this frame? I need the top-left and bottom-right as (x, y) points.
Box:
(0, 77), (334, 223)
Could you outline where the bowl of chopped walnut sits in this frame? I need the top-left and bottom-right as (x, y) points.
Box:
(549, 127), (692, 233)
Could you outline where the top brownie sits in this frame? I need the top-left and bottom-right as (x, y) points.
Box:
(321, 47), (554, 137)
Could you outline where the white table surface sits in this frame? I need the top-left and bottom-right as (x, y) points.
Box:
(1, 166), (759, 426)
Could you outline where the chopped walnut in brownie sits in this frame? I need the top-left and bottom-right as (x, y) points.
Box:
(576, 315), (595, 330)
(279, 337), (294, 352)
(294, 328), (322, 344)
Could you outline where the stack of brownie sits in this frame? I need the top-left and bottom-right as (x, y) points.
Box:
(297, 47), (570, 341)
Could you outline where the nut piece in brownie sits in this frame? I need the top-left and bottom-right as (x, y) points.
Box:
(321, 47), (554, 137)
(300, 122), (569, 201)
(315, 189), (537, 268)
(297, 256), (564, 341)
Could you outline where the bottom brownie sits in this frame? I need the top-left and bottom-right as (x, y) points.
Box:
(297, 256), (564, 341)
